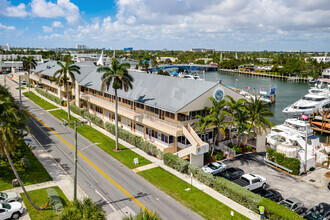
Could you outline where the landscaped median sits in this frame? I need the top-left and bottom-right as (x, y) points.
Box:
(21, 186), (69, 220)
(138, 167), (248, 220)
(23, 91), (57, 110)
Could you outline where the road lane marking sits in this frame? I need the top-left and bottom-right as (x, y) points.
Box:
(25, 109), (152, 214)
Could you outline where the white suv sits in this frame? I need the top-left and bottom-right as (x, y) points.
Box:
(0, 202), (24, 220)
(0, 192), (19, 204)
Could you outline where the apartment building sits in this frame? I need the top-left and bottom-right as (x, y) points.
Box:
(29, 61), (245, 167)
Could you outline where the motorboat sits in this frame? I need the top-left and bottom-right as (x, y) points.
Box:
(266, 118), (329, 173)
(178, 73), (203, 80)
(283, 84), (330, 117)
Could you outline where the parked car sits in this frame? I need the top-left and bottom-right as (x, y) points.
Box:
(279, 198), (304, 214)
(0, 192), (19, 204)
(215, 167), (244, 180)
(328, 182), (330, 190)
(202, 161), (227, 175)
(253, 188), (283, 202)
(233, 174), (266, 191)
(21, 79), (26, 85)
(304, 203), (330, 220)
(0, 202), (24, 220)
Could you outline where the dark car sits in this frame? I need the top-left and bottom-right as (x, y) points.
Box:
(215, 167), (244, 180)
(328, 182), (330, 190)
(252, 188), (283, 202)
(304, 203), (330, 220)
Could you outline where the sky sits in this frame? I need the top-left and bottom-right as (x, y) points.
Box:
(0, 0), (329, 51)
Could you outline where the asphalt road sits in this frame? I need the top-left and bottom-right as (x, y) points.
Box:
(222, 153), (330, 210)
(2, 76), (204, 220)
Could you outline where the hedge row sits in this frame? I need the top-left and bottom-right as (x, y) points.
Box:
(163, 153), (303, 219)
(260, 198), (303, 220)
(35, 87), (64, 106)
(267, 148), (301, 175)
(163, 153), (189, 173)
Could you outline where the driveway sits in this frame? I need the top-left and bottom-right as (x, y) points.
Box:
(222, 153), (330, 210)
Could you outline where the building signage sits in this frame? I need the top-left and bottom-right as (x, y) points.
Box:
(195, 144), (209, 155)
(213, 86), (225, 101)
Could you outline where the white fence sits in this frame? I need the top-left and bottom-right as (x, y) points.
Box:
(214, 138), (239, 157)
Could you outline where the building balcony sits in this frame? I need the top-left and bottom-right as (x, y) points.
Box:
(80, 92), (182, 136)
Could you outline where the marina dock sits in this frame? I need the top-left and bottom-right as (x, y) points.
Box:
(219, 69), (309, 82)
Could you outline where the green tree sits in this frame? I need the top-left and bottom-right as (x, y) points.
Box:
(224, 95), (248, 142)
(59, 198), (105, 220)
(22, 56), (37, 94)
(97, 59), (133, 151)
(123, 210), (160, 220)
(246, 97), (275, 135)
(194, 97), (229, 155)
(0, 85), (41, 210)
(53, 56), (81, 119)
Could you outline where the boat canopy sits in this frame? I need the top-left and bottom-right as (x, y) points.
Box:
(170, 71), (179, 75)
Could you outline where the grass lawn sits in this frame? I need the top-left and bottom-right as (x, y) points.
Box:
(139, 167), (249, 220)
(49, 109), (151, 169)
(0, 145), (52, 191)
(23, 92), (57, 110)
(16, 87), (26, 90)
(21, 186), (69, 220)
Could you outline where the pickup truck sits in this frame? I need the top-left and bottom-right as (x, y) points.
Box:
(233, 174), (266, 191)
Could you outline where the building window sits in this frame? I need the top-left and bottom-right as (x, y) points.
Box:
(136, 123), (144, 133)
(95, 106), (103, 114)
(169, 136), (174, 144)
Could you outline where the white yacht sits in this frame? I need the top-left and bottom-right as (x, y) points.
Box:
(239, 90), (273, 104)
(266, 118), (329, 173)
(283, 84), (330, 117)
(178, 73), (203, 80)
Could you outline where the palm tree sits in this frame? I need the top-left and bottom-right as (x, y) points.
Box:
(22, 56), (37, 94)
(59, 198), (105, 220)
(246, 96), (275, 135)
(97, 59), (133, 151)
(0, 85), (41, 210)
(123, 210), (160, 220)
(224, 95), (248, 141)
(194, 97), (229, 156)
(53, 56), (80, 120)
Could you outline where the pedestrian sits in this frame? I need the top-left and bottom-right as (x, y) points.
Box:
(259, 205), (265, 220)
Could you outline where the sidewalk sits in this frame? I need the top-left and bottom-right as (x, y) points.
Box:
(30, 88), (259, 220)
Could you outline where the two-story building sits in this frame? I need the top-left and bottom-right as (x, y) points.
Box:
(28, 61), (245, 167)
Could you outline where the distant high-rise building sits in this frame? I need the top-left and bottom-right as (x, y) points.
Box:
(6, 43), (10, 51)
(76, 44), (87, 50)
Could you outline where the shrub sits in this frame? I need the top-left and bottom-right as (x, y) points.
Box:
(246, 145), (253, 152)
(260, 198), (303, 220)
(35, 87), (64, 106)
(104, 122), (163, 159)
(203, 151), (212, 162)
(70, 104), (87, 117)
(214, 151), (223, 161)
(266, 148), (301, 175)
(233, 145), (242, 154)
(213, 177), (262, 212)
(188, 165), (213, 186)
(46, 188), (63, 215)
(227, 142), (234, 148)
(163, 153), (189, 173)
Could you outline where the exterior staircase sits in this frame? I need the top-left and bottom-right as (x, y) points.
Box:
(176, 124), (209, 158)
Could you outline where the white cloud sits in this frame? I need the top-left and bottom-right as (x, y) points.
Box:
(0, 0), (27, 17)
(31, 0), (81, 25)
(39, 0), (330, 50)
(42, 25), (53, 32)
(52, 21), (63, 28)
(0, 23), (15, 30)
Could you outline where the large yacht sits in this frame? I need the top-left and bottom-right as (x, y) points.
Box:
(266, 118), (329, 173)
(283, 84), (330, 117)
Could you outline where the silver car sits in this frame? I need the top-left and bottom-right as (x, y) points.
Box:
(0, 192), (19, 204)
(202, 161), (227, 175)
(278, 198), (304, 214)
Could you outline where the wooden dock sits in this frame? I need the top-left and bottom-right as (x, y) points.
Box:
(310, 109), (330, 134)
(218, 69), (309, 82)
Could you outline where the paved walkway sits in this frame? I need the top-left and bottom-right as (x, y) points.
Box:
(29, 88), (259, 220)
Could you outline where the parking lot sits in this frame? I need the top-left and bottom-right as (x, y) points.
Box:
(222, 153), (330, 210)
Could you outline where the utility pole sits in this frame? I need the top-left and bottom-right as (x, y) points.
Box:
(19, 75), (22, 110)
(63, 120), (86, 200)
